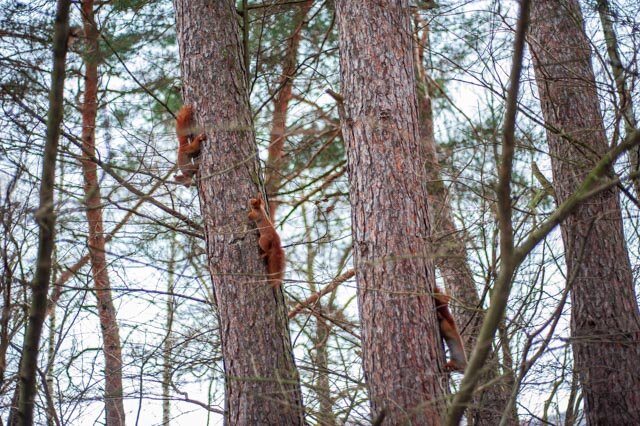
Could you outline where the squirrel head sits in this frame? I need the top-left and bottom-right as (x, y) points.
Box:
(248, 194), (264, 220)
(249, 197), (263, 209)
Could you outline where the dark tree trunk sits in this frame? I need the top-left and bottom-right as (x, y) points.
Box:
(335, 1), (447, 423)
(173, 1), (305, 424)
(529, 1), (640, 424)
(79, 2), (125, 424)
(14, 0), (71, 423)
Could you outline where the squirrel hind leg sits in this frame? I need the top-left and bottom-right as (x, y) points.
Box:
(443, 360), (466, 372)
(174, 173), (193, 187)
(182, 133), (206, 156)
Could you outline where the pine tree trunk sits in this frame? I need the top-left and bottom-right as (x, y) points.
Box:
(528, 1), (640, 424)
(14, 0), (71, 423)
(79, 2), (126, 424)
(173, 1), (305, 423)
(335, 1), (447, 423)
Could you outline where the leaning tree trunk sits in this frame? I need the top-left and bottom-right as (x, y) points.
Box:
(528, 1), (640, 424)
(413, 23), (516, 425)
(335, 1), (447, 423)
(13, 0), (71, 423)
(264, 0), (313, 217)
(79, 1), (126, 424)
(595, 0), (640, 199)
(173, 1), (305, 424)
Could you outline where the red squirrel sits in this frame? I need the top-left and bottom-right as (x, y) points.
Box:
(174, 105), (206, 187)
(247, 193), (285, 288)
(434, 289), (467, 372)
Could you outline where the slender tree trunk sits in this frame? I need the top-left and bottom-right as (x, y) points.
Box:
(45, 311), (56, 426)
(14, 0), (71, 423)
(0, 236), (13, 389)
(335, 1), (447, 423)
(413, 21), (516, 426)
(264, 0), (313, 217)
(313, 314), (336, 426)
(46, 244), (58, 426)
(301, 218), (337, 426)
(79, 2), (126, 424)
(528, 1), (640, 424)
(162, 235), (176, 426)
(596, 0), (640, 198)
(173, 1), (305, 423)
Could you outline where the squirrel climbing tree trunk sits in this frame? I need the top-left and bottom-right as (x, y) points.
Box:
(173, 0), (305, 423)
(413, 18), (517, 425)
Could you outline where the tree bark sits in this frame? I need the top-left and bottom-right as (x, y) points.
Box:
(14, 0), (71, 423)
(414, 22), (516, 425)
(173, 1), (305, 424)
(335, 1), (447, 423)
(79, 2), (126, 424)
(528, 1), (640, 424)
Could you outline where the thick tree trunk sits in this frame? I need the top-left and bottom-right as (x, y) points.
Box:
(173, 1), (305, 424)
(414, 28), (516, 425)
(335, 1), (447, 423)
(528, 1), (640, 424)
(14, 0), (71, 423)
(79, 2), (126, 424)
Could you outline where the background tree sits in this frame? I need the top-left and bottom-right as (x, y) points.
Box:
(78, 0), (125, 423)
(413, 14), (517, 425)
(596, 0), (640, 198)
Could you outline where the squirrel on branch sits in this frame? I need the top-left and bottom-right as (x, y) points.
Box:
(434, 289), (467, 372)
(247, 193), (285, 288)
(175, 105), (206, 187)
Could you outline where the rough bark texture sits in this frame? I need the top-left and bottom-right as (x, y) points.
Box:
(415, 41), (516, 426)
(264, 0), (313, 217)
(529, 1), (640, 424)
(14, 0), (71, 423)
(79, 2), (126, 424)
(173, 1), (305, 424)
(336, 1), (447, 423)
